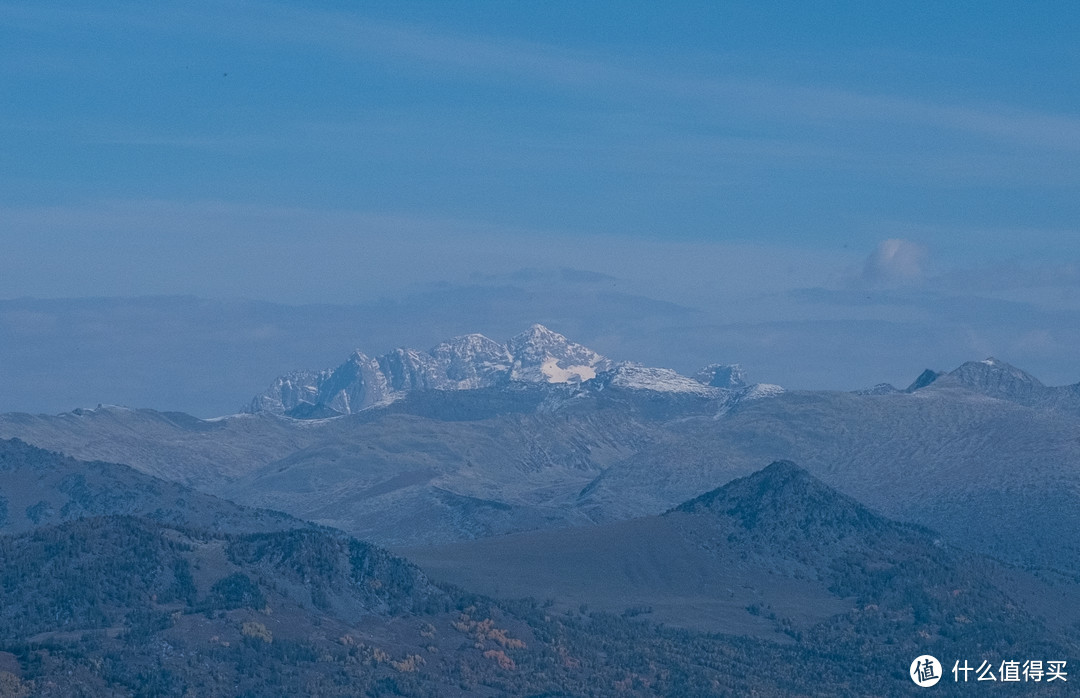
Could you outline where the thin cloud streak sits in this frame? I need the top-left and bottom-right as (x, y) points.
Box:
(0, 198), (854, 307)
(7, 3), (1080, 153)
(259, 7), (1080, 152)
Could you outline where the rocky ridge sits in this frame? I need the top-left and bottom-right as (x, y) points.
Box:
(249, 324), (778, 418)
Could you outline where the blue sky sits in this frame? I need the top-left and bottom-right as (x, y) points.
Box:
(3, 2), (1080, 408)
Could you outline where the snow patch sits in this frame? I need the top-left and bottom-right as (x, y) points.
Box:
(540, 357), (596, 383)
(608, 364), (722, 396)
(248, 324), (782, 419)
(741, 384), (785, 400)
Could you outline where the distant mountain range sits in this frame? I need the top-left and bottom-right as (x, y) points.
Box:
(902, 356), (1080, 414)
(4, 334), (1080, 574)
(6, 324), (1080, 695)
(248, 324), (781, 418)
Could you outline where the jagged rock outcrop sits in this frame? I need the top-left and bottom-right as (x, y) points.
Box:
(249, 325), (781, 418)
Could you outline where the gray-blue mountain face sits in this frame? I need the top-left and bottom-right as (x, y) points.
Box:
(7, 442), (1075, 695)
(2, 327), (1078, 574)
(247, 324), (769, 418)
(4, 324), (1080, 694)
(903, 356), (1080, 413)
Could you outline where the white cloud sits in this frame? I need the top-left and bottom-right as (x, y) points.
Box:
(861, 239), (928, 287)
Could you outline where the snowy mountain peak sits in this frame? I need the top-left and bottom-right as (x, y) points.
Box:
(950, 357), (1043, 387)
(430, 333), (511, 366)
(507, 323), (610, 383)
(901, 358), (1079, 414)
(247, 369), (329, 414)
(248, 325), (779, 418)
(508, 324), (577, 355)
(430, 333), (512, 389)
(346, 349), (373, 364)
(516, 323), (562, 341)
(377, 348), (446, 392)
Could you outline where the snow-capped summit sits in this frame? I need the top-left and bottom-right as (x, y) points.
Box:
(507, 324), (610, 383)
(247, 368), (330, 414)
(247, 325), (780, 418)
(312, 350), (393, 416)
(906, 357), (1043, 397)
(899, 357), (1080, 415)
(377, 347), (447, 392)
(430, 333), (513, 389)
(952, 357), (1043, 388)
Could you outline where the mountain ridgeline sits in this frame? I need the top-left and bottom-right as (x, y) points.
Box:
(4, 335), (1080, 576)
(248, 324), (777, 418)
(3, 448), (1079, 696)
(409, 462), (1080, 650)
(902, 356), (1080, 414)
(0, 438), (301, 536)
